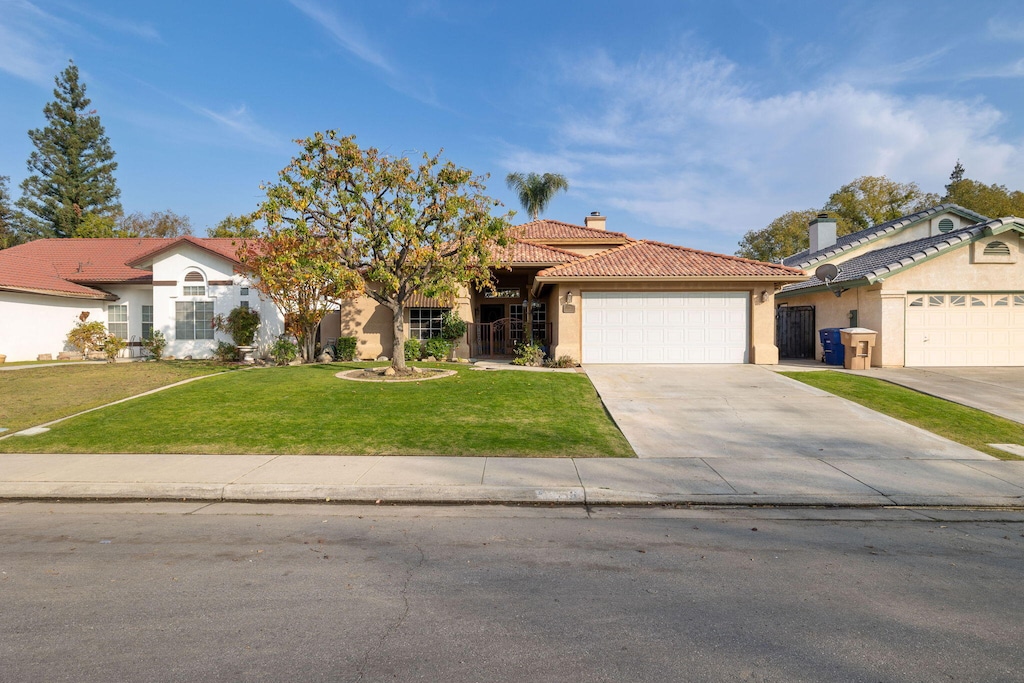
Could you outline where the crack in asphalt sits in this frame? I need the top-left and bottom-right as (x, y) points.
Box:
(352, 542), (426, 682)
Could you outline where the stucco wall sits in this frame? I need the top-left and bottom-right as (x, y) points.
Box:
(150, 244), (283, 359)
(333, 288), (472, 360)
(0, 292), (105, 362)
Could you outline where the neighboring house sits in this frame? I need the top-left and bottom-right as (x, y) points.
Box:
(320, 213), (807, 364)
(0, 237), (283, 362)
(776, 204), (1024, 367)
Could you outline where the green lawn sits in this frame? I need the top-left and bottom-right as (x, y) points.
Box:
(0, 361), (232, 433)
(0, 363), (635, 457)
(782, 371), (1024, 461)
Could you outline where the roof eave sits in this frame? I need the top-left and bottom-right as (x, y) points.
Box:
(0, 285), (117, 301)
(535, 274), (809, 283)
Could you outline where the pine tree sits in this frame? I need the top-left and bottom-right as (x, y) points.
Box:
(944, 159), (965, 200)
(0, 176), (25, 249)
(17, 61), (121, 238)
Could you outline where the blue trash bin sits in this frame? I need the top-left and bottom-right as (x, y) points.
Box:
(819, 328), (845, 366)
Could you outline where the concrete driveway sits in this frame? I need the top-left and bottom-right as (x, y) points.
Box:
(585, 365), (991, 460)
(858, 367), (1024, 425)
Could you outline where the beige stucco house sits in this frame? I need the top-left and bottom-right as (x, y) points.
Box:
(776, 205), (1024, 367)
(320, 214), (807, 364)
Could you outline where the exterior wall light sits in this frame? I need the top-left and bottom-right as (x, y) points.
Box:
(760, 290), (769, 303)
(565, 291), (573, 304)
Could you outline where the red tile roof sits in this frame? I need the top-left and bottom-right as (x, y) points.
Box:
(514, 219), (630, 241)
(536, 241), (808, 279)
(495, 241), (582, 265)
(0, 237), (247, 299)
(0, 252), (116, 299)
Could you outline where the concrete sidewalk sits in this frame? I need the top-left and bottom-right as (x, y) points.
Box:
(1, 453), (1023, 507)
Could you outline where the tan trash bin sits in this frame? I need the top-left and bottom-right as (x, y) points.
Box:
(839, 328), (877, 370)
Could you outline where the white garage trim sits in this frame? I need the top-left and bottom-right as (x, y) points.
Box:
(905, 292), (1024, 367)
(582, 291), (749, 364)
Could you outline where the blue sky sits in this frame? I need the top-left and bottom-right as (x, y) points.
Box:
(1, 0), (1023, 254)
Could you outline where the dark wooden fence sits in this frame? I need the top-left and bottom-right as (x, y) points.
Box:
(776, 305), (816, 359)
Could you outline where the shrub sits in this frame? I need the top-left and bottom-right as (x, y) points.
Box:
(102, 334), (127, 362)
(423, 336), (452, 360)
(441, 310), (467, 341)
(214, 340), (238, 362)
(544, 355), (577, 368)
(270, 335), (299, 365)
(66, 316), (108, 355)
(404, 338), (421, 361)
(511, 340), (545, 366)
(213, 306), (261, 346)
(140, 330), (167, 360)
(336, 336), (358, 361)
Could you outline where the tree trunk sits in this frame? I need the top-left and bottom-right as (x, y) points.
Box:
(391, 303), (407, 372)
(300, 323), (317, 363)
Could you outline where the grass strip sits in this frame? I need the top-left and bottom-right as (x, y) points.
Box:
(782, 371), (1024, 461)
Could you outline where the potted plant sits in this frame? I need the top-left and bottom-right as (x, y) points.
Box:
(214, 306), (261, 363)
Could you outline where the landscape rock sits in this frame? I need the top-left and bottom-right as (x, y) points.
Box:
(424, 356), (436, 362)
(36, 353), (52, 361)
(318, 353), (333, 363)
(383, 367), (396, 377)
(376, 355), (389, 362)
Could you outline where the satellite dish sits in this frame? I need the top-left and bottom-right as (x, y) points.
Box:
(815, 263), (839, 282)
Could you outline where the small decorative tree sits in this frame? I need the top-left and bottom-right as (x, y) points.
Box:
(102, 334), (127, 362)
(140, 330), (166, 360)
(214, 306), (261, 347)
(66, 312), (108, 357)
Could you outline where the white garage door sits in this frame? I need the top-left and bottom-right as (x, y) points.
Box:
(905, 293), (1024, 366)
(582, 291), (749, 364)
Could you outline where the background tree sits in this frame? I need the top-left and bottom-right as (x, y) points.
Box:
(257, 130), (514, 373)
(236, 226), (363, 363)
(942, 162), (1024, 218)
(208, 213), (260, 238)
(945, 159), (965, 198)
(17, 61), (121, 238)
(0, 176), (26, 249)
(824, 176), (938, 232)
(118, 210), (192, 237)
(736, 209), (824, 262)
(505, 172), (569, 220)
(73, 209), (193, 238)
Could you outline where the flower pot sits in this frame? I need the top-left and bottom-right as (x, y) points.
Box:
(0, 354), (6, 364)
(236, 345), (256, 364)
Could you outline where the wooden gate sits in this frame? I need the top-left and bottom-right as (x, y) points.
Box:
(776, 305), (816, 359)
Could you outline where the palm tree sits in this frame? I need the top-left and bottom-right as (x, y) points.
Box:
(505, 172), (569, 221)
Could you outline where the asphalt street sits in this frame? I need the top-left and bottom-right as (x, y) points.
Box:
(2, 502), (1023, 682)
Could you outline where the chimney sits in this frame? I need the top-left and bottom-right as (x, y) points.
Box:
(584, 211), (606, 231)
(808, 213), (836, 253)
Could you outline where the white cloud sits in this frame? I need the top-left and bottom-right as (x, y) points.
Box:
(288, 0), (394, 74)
(192, 104), (288, 151)
(0, 1), (67, 85)
(57, 3), (161, 42)
(503, 49), (1024, 247)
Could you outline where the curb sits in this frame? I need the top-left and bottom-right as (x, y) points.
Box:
(1, 483), (1021, 508)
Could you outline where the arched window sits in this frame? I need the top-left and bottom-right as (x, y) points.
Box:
(182, 270), (206, 297)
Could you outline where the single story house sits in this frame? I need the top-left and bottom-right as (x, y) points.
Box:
(775, 204), (1024, 367)
(1, 214), (807, 365)
(0, 236), (283, 362)
(320, 213), (807, 364)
